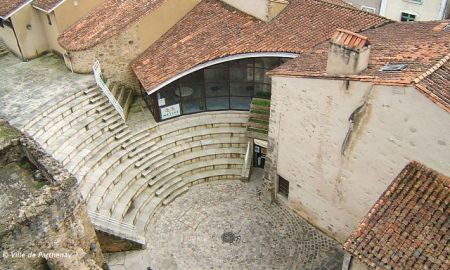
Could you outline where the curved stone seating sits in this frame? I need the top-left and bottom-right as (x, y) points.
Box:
(23, 85), (98, 133)
(25, 101), (249, 237)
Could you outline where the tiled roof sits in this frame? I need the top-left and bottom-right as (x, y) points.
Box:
(414, 55), (450, 112)
(132, 0), (389, 92)
(344, 161), (449, 270)
(32, 0), (65, 12)
(269, 21), (450, 110)
(0, 0), (31, 19)
(58, 0), (168, 51)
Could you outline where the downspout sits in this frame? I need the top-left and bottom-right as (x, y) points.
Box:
(10, 18), (25, 60)
(379, 0), (388, 16)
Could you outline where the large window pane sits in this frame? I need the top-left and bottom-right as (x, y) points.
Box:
(157, 83), (179, 107)
(182, 98), (205, 114)
(206, 97), (229, 110)
(205, 82), (229, 97)
(230, 82), (254, 96)
(204, 68), (228, 83)
(230, 97), (251, 110)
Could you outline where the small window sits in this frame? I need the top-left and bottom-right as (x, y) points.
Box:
(400, 12), (416, 22)
(47, 14), (52, 25)
(278, 176), (289, 198)
(361, 6), (376, 13)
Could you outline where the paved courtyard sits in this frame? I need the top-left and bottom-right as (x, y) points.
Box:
(0, 52), (93, 128)
(107, 175), (343, 270)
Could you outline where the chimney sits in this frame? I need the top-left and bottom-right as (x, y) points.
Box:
(221, 0), (289, 22)
(326, 29), (370, 75)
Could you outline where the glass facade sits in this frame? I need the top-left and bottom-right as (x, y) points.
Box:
(143, 57), (289, 121)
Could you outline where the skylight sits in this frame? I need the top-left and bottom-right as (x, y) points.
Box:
(379, 64), (407, 72)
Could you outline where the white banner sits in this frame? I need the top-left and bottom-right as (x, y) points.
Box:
(93, 61), (125, 120)
(160, 104), (181, 120)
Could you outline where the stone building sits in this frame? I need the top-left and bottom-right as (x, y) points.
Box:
(58, 0), (200, 89)
(0, 0), (104, 60)
(266, 21), (450, 242)
(345, 0), (450, 20)
(344, 161), (449, 270)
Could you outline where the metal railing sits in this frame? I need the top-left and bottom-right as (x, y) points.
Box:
(93, 60), (125, 120)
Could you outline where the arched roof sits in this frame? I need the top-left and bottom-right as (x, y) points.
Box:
(131, 0), (389, 93)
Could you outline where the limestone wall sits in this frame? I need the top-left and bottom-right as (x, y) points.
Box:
(267, 76), (450, 242)
(0, 125), (105, 269)
(64, 25), (141, 89)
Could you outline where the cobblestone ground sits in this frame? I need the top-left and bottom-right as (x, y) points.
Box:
(0, 53), (93, 128)
(107, 178), (343, 270)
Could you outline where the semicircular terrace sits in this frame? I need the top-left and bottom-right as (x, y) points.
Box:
(23, 88), (250, 235)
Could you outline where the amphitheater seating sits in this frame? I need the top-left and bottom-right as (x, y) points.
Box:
(24, 88), (250, 236)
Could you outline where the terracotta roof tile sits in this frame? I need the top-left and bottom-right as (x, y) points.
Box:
(269, 21), (450, 110)
(131, 0), (389, 92)
(331, 29), (369, 50)
(32, 0), (64, 12)
(414, 57), (450, 112)
(0, 0), (31, 19)
(344, 161), (449, 270)
(58, 0), (168, 51)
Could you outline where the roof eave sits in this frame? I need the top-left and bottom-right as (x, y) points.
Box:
(32, 0), (66, 14)
(0, 0), (34, 20)
(138, 52), (299, 95)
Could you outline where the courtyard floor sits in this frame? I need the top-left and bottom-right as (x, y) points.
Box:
(106, 170), (344, 270)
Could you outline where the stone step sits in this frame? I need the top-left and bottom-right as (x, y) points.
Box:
(36, 98), (109, 142)
(74, 128), (151, 179)
(162, 186), (189, 206)
(47, 108), (118, 153)
(24, 85), (97, 130)
(30, 90), (102, 137)
(35, 98), (110, 146)
(61, 123), (128, 166)
(66, 127), (129, 173)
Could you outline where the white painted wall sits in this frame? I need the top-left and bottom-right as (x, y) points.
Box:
(382, 0), (447, 21)
(269, 76), (450, 242)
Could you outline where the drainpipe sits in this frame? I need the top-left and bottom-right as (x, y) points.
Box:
(10, 18), (25, 60)
(379, 0), (388, 16)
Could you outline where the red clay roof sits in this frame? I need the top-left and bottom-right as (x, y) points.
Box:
(32, 0), (64, 12)
(270, 21), (450, 110)
(131, 0), (389, 92)
(0, 0), (31, 19)
(344, 161), (449, 270)
(58, 0), (168, 51)
(414, 55), (450, 113)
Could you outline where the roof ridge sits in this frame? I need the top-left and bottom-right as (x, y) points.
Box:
(413, 53), (450, 84)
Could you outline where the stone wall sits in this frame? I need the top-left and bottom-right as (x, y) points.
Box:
(64, 25), (141, 90)
(266, 77), (450, 242)
(0, 121), (105, 269)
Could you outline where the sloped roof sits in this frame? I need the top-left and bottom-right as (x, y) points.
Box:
(131, 0), (389, 92)
(32, 0), (65, 13)
(344, 161), (449, 270)
(414, 55), (450, 112)
(0, 0), (32, 19)
(269, 21), (450, 111)
(58, 0), (169, 51)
